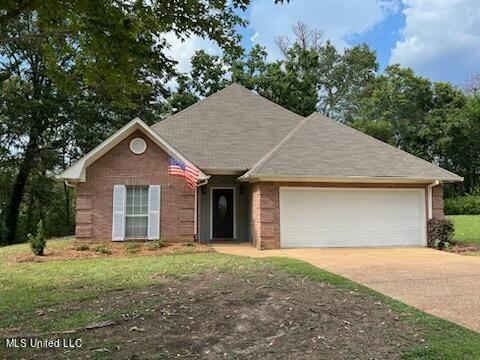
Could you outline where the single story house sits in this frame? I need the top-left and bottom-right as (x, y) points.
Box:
(59, 84), (462, 249)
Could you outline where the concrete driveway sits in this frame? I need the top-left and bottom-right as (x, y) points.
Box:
(213, 244), (480, 332)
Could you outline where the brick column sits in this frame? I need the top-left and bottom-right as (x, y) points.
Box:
(432, 185), (444, 218)
(250, 183), (280, 250)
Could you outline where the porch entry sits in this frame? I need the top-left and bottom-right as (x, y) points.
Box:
(211, 187), (235, 240)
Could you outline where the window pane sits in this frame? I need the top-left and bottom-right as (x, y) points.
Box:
(125, 216), (148, 238)
(140, 188), (148, 213)
(126, 186), (148, 215)
(125, 186), (149, 238)
(218, 195), (227, 218)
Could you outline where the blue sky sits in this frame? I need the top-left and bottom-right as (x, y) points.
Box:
(165, 0), (480, 86)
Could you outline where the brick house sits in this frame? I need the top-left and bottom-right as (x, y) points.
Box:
(59, 84), (461, 249)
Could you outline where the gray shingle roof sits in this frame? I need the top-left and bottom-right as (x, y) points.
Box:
(153, 84), (461, 182)
(240, 113), (462, 182)
(152, 83), (303, 170)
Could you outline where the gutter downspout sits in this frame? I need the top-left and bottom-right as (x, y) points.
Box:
(194, 179), (209, 242)
(64, 180), (77, 188)
(427, 180), (440, 219)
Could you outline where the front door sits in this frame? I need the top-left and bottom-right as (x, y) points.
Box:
(212, 188), (235, 239)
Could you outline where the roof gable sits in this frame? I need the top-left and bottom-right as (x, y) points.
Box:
(240, 113), (462, 182)
(58, 118), (208, 182)
(151, 84), (304, 171)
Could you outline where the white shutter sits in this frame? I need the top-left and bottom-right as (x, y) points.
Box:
(148, 185), (161, 240)
(112, 185), (126, 241)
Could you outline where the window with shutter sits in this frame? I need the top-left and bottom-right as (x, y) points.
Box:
(125, 186), (149, 238)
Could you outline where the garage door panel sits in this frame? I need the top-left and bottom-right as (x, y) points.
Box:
(280, 188), (426, 248)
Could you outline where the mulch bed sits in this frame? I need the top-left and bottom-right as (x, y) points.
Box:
(449, 243), (480, 254)
(5, 268), (425, 359)
(7, 241), (212, 263)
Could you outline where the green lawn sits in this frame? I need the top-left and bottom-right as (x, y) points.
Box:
(448, 215), (480, 245)
(1, 238), (480, 359)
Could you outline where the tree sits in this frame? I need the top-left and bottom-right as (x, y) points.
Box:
(0, 0), (253, 244)
(350, 119), (394, 144)
(257, 44), (318, 116)
(276, 22), (324, 55)
(316, 41), (378, 122)
(276, 23), (378, 121)
(355, 65), (433, 156)
(161, 75), (198, 114)
(189, 50), (229, 97)
(161, 50), (230, 114)
(231, 44), (269, 90)
(465, 72), (480, 95)
(354, 65), (477, 194)
(440, 95), (480, 194)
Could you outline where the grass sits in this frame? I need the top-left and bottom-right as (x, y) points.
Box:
(448, 215), (480, 245)
(1, 238), (480, 359)
(268, 257), (480, 359)
(0, 238), (266, 332)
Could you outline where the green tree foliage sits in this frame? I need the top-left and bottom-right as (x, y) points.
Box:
(0, 0), (254, 244)
(27, 219), (46, 256)
(317, 41), (378, 122)
(161, 22), (480, 198)
(350, 119), (394, 144)
(441, 95), (480, 194)
(353, 65), (480, 195)
(2, 7), (479, 245)
(190, 50), (229, 97)
(165, 23), (377, 118)
(255, 44), (319, 116)
(161, 75), (199, 115)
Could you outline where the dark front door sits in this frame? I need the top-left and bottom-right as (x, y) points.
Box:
(212, 188), (234, 239)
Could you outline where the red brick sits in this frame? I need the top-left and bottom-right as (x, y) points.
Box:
(432, 185), (444, 218)
(76, 197), (92, 210)
(76, 210), (92, 224)
(76, 224), (92, 238)
(75, 130), (195, 242)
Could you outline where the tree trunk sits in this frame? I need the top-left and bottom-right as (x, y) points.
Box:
(3, 134), (39, 244)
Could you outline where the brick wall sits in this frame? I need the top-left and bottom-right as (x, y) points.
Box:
(75, 130), (195, 242)
(250, 183), (280, 249)
(432, 185), (444, 218)
(250, 182), (441, 250)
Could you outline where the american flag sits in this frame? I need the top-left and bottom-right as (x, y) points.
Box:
(168, 157), (200, 189)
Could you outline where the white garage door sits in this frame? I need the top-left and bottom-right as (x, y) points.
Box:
(279, 187), (426, 248)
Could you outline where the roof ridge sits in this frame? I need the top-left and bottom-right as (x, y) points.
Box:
(310, 113), (460, 177)
(244, 88), (305, 119)
(240, 115), (313, 178)
(152, 83), (304, 131)
(152, 84), (240, 129)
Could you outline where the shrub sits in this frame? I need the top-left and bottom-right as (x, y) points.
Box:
(27, 220), (46, 256)
(145, 238), (166, 250)
(445, 195), (480, 215)
(427, 218), (455, 250)
(95, 246), (112, 255)
(74, 243), (90, 251)
(124, 242), (140, 254)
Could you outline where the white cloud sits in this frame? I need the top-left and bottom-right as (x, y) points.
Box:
(250, 32), (259, 43)
(249, 0), (400, 60)
(390, 0), (480, 84)
(162, 32), (221, 74)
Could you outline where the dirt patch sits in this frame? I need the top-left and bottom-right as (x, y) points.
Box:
(7, 241), (212, 263)
(450, 243), (480, 254)
(5, 268), (424, 359)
